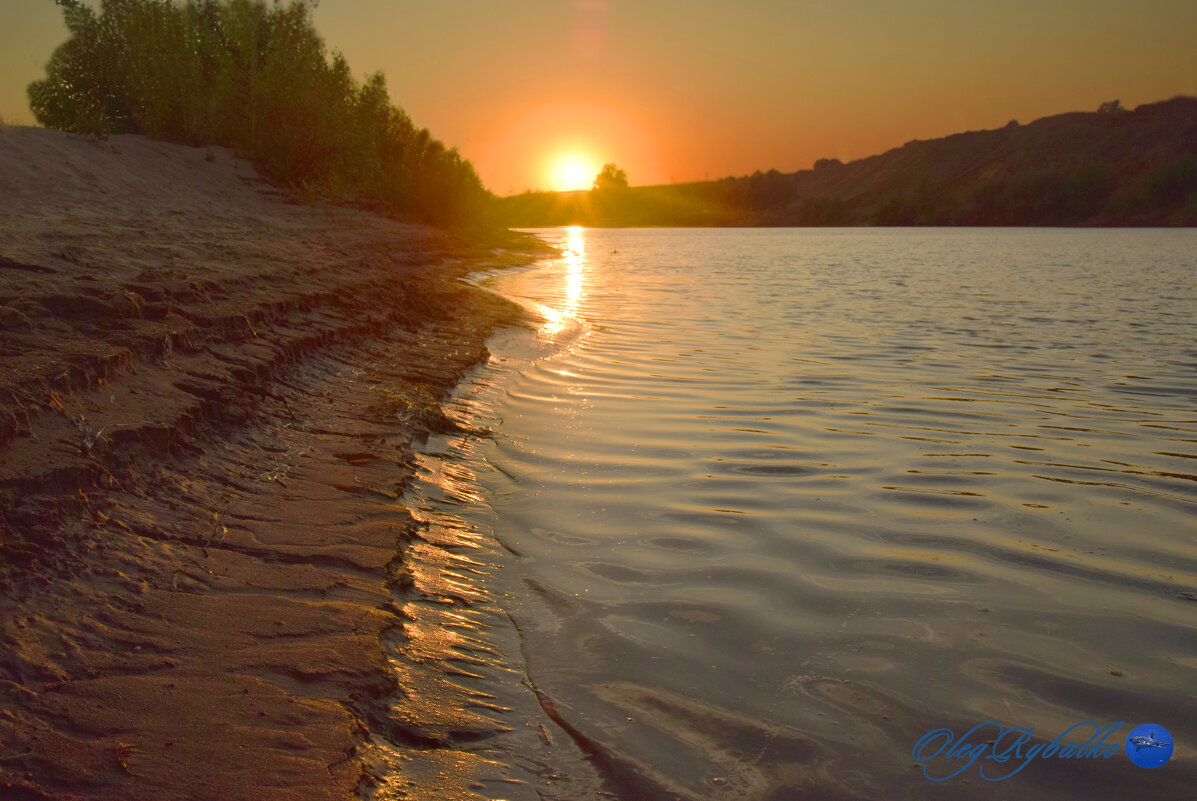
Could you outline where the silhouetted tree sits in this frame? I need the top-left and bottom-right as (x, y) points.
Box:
(593, 163), (628, 191)
(1097, 99), (1125, 114)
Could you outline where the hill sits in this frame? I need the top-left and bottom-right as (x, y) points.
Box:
(501, 97), (1197, 227)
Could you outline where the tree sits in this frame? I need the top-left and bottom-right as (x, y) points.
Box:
(1097, 99), (1125, 114)
(593, 162), (628, 191)
(26, 0), (493, 226)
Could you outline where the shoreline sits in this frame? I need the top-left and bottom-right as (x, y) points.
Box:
(404, 227), (1197, 801)
(0, 126), (546, 800)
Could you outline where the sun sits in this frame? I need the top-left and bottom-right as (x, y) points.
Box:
(550, 154), (599, 192)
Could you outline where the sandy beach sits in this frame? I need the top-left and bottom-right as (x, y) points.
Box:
(0, 126), (541, 800)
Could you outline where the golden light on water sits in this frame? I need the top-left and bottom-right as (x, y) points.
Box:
(539, 226), (587, 337)
(563, 225), (585, 317)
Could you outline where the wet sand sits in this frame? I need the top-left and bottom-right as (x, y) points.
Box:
(0, 126), (541, 800)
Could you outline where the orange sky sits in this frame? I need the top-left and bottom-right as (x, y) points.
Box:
(3, 1), (1195, 195)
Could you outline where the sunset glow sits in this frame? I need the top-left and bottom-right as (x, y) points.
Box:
(4, 2), (1196, 195)
(550, 154), (600, 192)
(1, 2), (1195, 800)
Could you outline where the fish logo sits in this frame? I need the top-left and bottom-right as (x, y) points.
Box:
(1127, 732), (1170, 752)
(1124, 724), (1174, 768)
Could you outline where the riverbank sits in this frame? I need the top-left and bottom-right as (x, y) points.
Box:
(0, 126), (544, 800)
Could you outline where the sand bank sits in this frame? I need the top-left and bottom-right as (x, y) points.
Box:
(0, 126), (543, 800)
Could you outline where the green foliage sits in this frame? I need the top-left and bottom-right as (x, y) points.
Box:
(963, 166), (1115, 225)
(28, 0), (491, 226)
(1145, 157), (1197, 207)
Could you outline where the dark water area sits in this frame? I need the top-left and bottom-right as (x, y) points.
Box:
(401, 228), (1196, 800)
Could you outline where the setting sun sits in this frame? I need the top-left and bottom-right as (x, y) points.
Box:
(5, 1), (1197, 800)
(550, 154), (599, 192)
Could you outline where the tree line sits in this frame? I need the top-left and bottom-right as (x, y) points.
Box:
(501, 98), (1197, 228)
(28, 0), (492, 227)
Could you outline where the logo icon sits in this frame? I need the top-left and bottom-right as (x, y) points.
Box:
(1124, 724), (1173, 768)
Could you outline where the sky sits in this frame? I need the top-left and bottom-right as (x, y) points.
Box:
(3, 1), (1195, 195)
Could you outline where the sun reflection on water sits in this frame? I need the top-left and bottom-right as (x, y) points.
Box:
(540, 225), (586, 337)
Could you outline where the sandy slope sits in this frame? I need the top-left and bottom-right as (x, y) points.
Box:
(0, 126), (539, 800)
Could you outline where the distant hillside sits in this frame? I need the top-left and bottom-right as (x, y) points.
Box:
(502, 97), (1197, 227)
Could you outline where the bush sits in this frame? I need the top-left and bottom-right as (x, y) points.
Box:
(593, 163), (628, 191)
(1145, 157), (1197, 207)
(813, 157), (843, 170)
(28, 0), (491, 226)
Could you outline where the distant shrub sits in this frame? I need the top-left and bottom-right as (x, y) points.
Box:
(966, 166), (1115, 225)
(794, 195), (848, 225)
(1057, 167), (1115, 220)
(28, 0), (491, 226)
(593, 163), (629, 191)
(1145, 157), (1197, 207)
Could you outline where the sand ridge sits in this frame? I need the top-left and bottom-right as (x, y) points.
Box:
(0, 126), (544, 800)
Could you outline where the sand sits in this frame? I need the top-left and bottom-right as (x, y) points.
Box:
(0, 126), (543, 800)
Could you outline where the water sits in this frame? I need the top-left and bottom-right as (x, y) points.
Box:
(408, 228), (1197, 800)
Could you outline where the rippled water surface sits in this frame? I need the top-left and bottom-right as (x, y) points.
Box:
(422, 228), (1196, 800)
